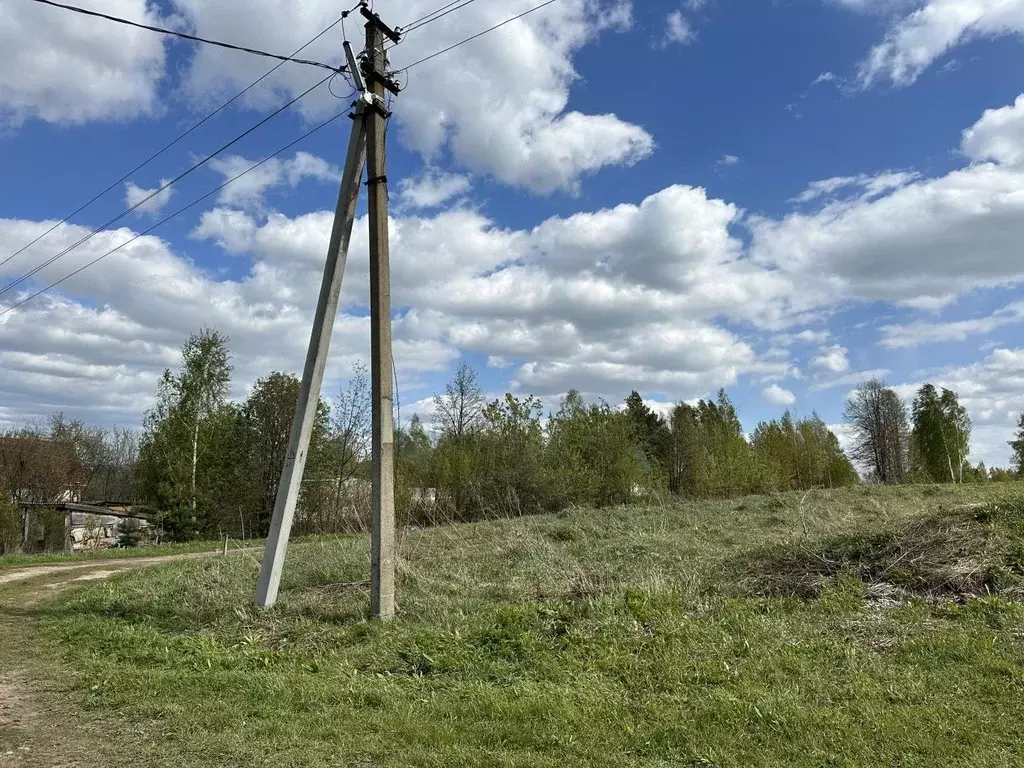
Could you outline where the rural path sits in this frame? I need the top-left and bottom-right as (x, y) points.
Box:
(0, 548), (259, 587)
(0, 548), (257, 767)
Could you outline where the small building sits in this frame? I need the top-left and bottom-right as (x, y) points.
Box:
(69, 512), (152, 550)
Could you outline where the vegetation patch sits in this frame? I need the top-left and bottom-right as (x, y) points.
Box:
(735, 500), (1024, 600)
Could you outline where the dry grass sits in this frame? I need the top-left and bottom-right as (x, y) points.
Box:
(734, 499), (1024, 600)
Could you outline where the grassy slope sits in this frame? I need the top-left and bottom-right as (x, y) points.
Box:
(25, 484), (1024, 767)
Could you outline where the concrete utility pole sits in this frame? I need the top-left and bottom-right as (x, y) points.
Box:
(362, 6), (401, 620)
(254, 100), (369, 609)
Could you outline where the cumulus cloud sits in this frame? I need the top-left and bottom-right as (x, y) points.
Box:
(0, 0), (165, 124)
(811, 344), (850, 374)
(752, 110), (1024, 309)
(762, 384), (797, 406)
(397, 170), (472, 210)
(171, 0), (651, 195)
(962, 93), (1024, 166)
(0, 176), (798, 425)
(206, 152), (339, 209)
(125, 179), (174, 216)
(8, 93), (1024, 436)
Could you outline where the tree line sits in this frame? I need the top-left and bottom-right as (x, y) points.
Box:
(4, 328), (1024, 548)
(844, 377), (1022, 484)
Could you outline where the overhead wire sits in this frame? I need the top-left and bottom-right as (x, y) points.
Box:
(0, 3), (361, 272)
(399, 0), (478, 34)
(26, 0), (340, 71)
(0, 74), (333, 299)
(384, 0), (484, 55)
(391, 0), (560, 74)
(0, 104), (357, 318)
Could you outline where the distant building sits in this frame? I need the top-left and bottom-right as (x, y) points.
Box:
(70, 511), (152, 550)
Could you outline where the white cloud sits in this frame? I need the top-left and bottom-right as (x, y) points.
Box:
(962, 93), (1024, 166)
(879, 301), (1024, 348)
(811, 344), (850, 374)
(715, 154), (741, 169)
(788, 171), (920, 203)
(124, 179), (174, 217)
(852, 0), (1024, 87)
(762, 384), (797, 406)
(206, 152), (339, 209)
(812, 71), (837, 85)
(397, 170), (472, 210)
(173, 0), (652, 195)
(662, 10), (696, 46)
(752, 128), (1024, 309)
(0, 0), (165, 124)
(10, 93), (1024, 440)
(810, 369), (891, 391)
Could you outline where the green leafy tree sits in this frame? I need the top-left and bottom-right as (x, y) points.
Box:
(139, 328), (232, 539)
(1010, 413), (1024, 478)
(667, 402), (700, 495)
(476, 394), (551, 515)
(238, 372), (330, 535)
(624, 391), (671, 481)
(397, 414), (433, 488)
(990, 466), (1016, 482)
(752, 412), (857, 491)
(547, 391), (651, 507)
(911, 384), (971, 483)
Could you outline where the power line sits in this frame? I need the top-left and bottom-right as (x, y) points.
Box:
(27, 0), (341, 71)
(0, 74), (332, 299)
(393, 0), (559, 73)
(406, 0), (482, 33)
(384, 0), (484, 54)
(0, 106), (353, 319)
(399, 0), (475, 33)
(0, 5), (359, 273)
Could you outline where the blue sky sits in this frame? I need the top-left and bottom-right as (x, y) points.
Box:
(2, 0), (1024, 467)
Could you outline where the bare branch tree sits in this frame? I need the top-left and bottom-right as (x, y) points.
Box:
(433, 362), (484, 440)
(844, 377), (909, 484)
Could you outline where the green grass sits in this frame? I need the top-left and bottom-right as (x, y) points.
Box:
(24, 484), (1024, 766)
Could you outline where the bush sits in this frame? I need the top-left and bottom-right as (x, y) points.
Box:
(432, 395), (555, 521)
(547, 392), (651, 508)
(117, 518), (146, 548)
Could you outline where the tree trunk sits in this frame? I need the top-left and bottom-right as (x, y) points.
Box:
(191, 414), (200, 520)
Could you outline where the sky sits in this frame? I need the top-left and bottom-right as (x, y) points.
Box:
(2, 0), (1024, 467)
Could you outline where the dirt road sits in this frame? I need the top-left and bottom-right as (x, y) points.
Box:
(0, 550), (256, 767)
(0, 549), (257, 587)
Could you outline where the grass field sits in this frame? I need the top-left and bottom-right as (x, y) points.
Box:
(12, 483), (1024, 767)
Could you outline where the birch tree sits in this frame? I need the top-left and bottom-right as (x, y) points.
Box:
(139, 328), (232, 538)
